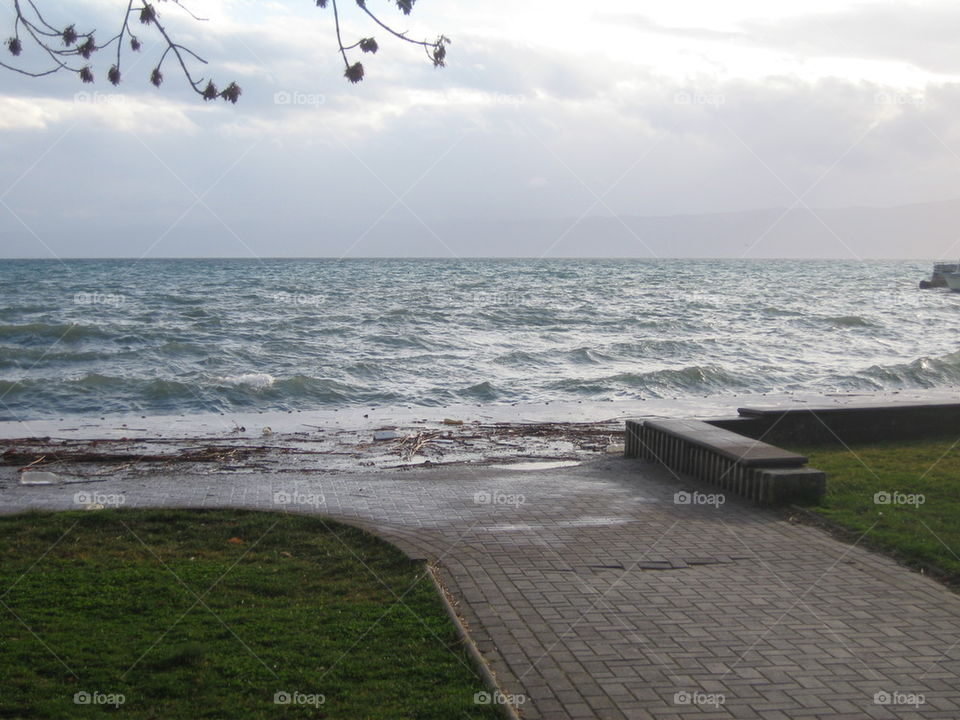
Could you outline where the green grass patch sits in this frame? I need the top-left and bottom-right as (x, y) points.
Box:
(0, 509), (501, 719)
(794, 436), (960, 584)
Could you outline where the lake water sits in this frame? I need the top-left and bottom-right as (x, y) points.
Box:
(0, 258), (957, 421)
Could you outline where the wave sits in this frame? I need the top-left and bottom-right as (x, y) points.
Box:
(0, 372), (402, 420)
(607, 339), (706, 359)
(475, 308), (569, 328)
(549, 365), (757, 397)
(143, 378), (200, 402)
(457, 381), (502, 401)
(855, 352), (960, 388)
(565, 347), (616, 365)
(217, 373), (276, 389)
(0, 322), (110, 343)
(821, 315), (875, 328)
(492, 350), (548, 368)
(158, 293), (206, 306)
(67, 373), (128, 390)
(362, 334), (440, 350)
(155, 341), (208, 357)
(180, 308), (211, 319)
(0, 348), (109, 367)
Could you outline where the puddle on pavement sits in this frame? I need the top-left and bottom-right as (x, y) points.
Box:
(556, 516), (633, 527)
(480, 516), (632, 532)
(483, 523), (542, 532)
(489, 460), (582, 471)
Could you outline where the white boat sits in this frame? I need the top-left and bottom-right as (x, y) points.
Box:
(922, 262), (960, 288)
(945, 272), (960, 292)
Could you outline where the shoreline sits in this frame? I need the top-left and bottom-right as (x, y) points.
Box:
(3, 389), (958, 484)
(2, 388), (958, 441)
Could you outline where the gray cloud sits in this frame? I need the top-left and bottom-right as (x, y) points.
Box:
(3, 2), (960, 258)
(600, 3), (960, 74)
(747, 3), (960, 74)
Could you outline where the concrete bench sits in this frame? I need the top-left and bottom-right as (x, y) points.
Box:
(625, 418), (825, 505)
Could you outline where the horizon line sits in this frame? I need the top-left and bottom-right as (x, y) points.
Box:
(0, 256), (940, 261)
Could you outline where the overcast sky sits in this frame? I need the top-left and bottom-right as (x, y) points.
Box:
(2, 0), (960, 258)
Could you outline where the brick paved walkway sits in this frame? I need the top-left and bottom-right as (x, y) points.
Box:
(3, 457), (959, 718)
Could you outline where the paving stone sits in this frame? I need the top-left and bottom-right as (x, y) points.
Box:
(3, 456), (960, 718)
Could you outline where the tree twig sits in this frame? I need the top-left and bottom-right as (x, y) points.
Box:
(1, 0), (448, 100)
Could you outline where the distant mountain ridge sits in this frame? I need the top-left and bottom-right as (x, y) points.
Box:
(4, 198), (960, 258)
(397, 197), (960, 259)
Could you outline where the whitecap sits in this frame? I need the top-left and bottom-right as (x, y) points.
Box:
(218, 373), (276, 389)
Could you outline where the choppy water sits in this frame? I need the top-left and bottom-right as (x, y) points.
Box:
(0, 258), (957, 421)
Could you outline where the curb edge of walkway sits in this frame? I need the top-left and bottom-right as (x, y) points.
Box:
(427, 563), (523, 720)
(784, 503), (960, 592)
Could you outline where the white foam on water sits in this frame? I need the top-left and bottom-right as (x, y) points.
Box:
(218, 373), (276, 389)
(0, 389), (957, 441)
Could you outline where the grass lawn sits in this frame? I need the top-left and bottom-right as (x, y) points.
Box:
(796, 436), (960, 585)
(0, 509), (502, 719)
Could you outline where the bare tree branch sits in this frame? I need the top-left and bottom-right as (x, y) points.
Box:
(322, 0), (449, 84)
(354, 0), (449, 67)
(1, 0), (449, 102)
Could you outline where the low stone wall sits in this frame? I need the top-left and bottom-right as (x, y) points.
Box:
(625, 418), (826, 506)
(708, 402), (960, 445)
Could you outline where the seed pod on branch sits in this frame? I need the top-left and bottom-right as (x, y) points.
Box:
(220, 82), (242, 104)
(345, 62), (364, 83)
(77, 36), (96, 59)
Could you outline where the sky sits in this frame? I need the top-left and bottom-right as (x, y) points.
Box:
(2, 0), (960, 258)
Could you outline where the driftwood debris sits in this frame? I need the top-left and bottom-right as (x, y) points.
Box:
(2, 421), (626, 477)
